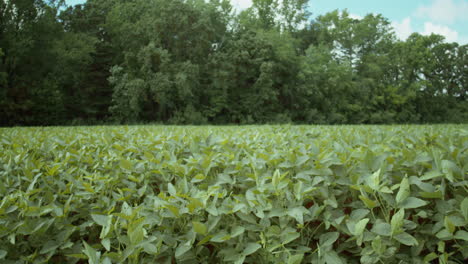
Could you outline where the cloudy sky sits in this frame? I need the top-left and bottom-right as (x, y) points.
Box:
(66, 0), (468, 43)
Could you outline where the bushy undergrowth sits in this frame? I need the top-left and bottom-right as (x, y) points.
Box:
(0, 125), (467, 263)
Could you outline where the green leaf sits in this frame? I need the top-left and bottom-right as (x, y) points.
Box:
(120, 159), (133, 171)
(192, 173), (206, 183)
(287, 207), (307, 225)
(436, 229), (453, 240)
(0, 250), (7, 259)
(193, 221), (207, 235)
(399, 197), (428, 209)
(371, 236), (385, 254)
(166, 205), (180, 217)
(350, 209), (370, 221)
(368, 169), (381, 191)
(324, 251), (344, 264)
(454, 230), (468, 241)
(288, 254), (304, 264)
(423, 252), (438, 262)
(371, 222), (391, 236)
(231, 226), (245, 237)
(91, 214), (111, 226)
(143, 241), (158, 254)
(396, 177), (410, 204)
(391, 209), (404, 235)
(168, 183), (177, 196)
(144, 151), (154, 160)
(128, 218), (145, 244)
(444, 216), (455, 234)
(272, 169), (280, 187)
(359, 195), (378, 209)
(461, 198), (468, 221)
(197, 235), (213, 246)
(175, 242), (192, 258)
(320, 232), (340, 247)
(187, 198), (204, 213)
(420, 170), (443, 180)
(354, 218), (369, 236)
(101, 238), (111, 251)
(394, 232), (418, 246)
(282, 231), (300, 245)
(211, 231), (231, 242)
(40, 240), (59, 254)
(242, 243), (261, 256)
(441, 160), (457, 182)
(419, 191), (442, 199)
(233, 255), (246, 264)
(82, 241), (101, 264)
(66, 253), (87, 259)
(438, 241), (445, 253)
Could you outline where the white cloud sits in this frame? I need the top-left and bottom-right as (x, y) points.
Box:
(422, 22), (459, 42)
(392, 17), (414, 40)
(391, 17), (464, 43)
(415, 0), (468, 24)
(230, 0), (252, 11)
(349, 13), (363, 20)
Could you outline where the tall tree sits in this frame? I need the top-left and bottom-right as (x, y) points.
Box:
(58, 0), (120, 122)
(107, 0), (231, 123)
(0, 0), (66, 125)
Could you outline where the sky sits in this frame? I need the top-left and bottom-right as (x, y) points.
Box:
(66, 0), (468, 43)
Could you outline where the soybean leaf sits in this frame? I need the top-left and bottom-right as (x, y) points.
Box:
(359, 195), (378, 209)
(354, 218), (370, 236)
(288, 254), (304, 264)
(231, 226), (245, 237)
(396, 177), (410, 204)
(424, 253), (438, 263)
(282, 231), (301, 245)
(371, 222), (391, 236)
(391, 209), (405, 235)
(91, 214), (111, 226)
(454, 230), (468, 241)
(399, 197), (428, 209)
(420, 170), (443, 180)
(320, 232), (340, 247)
(40, 240), (59, 254)
(461, 198), (468, 221)
(444, 216), (455, 234)
(324, 251), (344, 264)
(101, 238), (111, 251)
(120, 159), (133, 171)
(394, 232), (418, 246)
(175, 242), (191, 258)
(193, 221), (207, 235)
(82, 241), (101, 264)
(168, 183), (177, 196)
(211, 231), (231, 242)
(242, 243), (261, 256)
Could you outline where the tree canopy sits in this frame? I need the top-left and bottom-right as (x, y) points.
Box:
(1, 0), (466, 126)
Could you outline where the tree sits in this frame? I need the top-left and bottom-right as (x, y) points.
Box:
(107, 0), (230, 123)
(0, 0), (66, 125)
(57, 0), (120, 122)
(0, 1), (466, 126)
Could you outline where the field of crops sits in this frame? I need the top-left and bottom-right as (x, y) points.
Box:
(0, 125), (467, 263)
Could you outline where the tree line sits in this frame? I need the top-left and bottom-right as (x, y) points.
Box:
(1, 0), (467, 126)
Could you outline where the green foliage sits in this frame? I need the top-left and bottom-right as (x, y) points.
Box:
(0, 125), (467, 263)
(0, 0), (466, 126)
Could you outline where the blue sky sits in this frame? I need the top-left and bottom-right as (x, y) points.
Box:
(66, 0), (468, 43)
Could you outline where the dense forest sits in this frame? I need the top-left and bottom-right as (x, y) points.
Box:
(1, 0), (467, 126)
